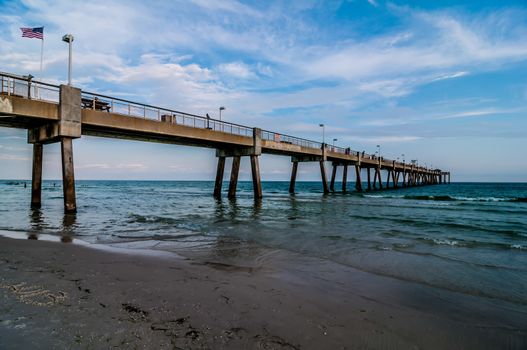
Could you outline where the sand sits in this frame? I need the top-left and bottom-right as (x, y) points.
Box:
(0, 236), (526, 349)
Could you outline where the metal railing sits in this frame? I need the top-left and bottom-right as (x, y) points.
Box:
(80, 90), (253, 137)
(261, 130), (322, 149)
(0, 71), (60, 103)
(0, 71), (440, 172)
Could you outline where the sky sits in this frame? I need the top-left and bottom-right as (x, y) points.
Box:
(0, 0), (526, 182)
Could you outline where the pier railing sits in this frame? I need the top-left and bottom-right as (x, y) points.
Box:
(0, 72), (60, 103)
(80, 90), (253, 137)
(261, 130), (322, 149)
(0, 72), (439, 172)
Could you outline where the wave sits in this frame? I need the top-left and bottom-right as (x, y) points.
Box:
(418, 237), (527, 251)
(363, 193), (527, 203)
(112, 233), (199, 241)
(405, 195), (455, 201)
(127, 214), (180, 225)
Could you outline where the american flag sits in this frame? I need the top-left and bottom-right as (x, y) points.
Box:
(20, 27), (44, 40)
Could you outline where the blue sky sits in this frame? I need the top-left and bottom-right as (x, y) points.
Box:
(1, 0), (526, 181)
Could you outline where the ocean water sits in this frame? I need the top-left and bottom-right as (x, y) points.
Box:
(1, 180), (526, 305)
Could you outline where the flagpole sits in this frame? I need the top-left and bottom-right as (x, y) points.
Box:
(39, 37), (44, 78)
(38, 28), (44, 99)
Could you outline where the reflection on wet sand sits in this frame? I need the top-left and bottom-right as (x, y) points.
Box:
(61, 213), (77, 243)
(27, 209), (44, 240)
(26, 209), (77, 243)
(207, 198), (265, 262)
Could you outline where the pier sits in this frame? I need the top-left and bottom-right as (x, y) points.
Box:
(0, 72), (450, 213)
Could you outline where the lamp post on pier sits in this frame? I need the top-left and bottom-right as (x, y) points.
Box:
(332, 138), (337, 147)
(219, 106), (225, 121)
(61, 34), (74, 86)
(319, 124), (325, 146)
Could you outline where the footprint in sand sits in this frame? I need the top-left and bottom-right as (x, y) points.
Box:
(0, 282), (68, 307)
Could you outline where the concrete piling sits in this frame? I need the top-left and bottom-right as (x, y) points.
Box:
(355, 165), (362, 192)
(250, 155), (262, 199)
(319, 161), (330, 194)
(213, 156), (226, 198)
(289, 161), (298, 194)
(342, 165), (348, 192)
(31, 143), (43, 209)
(330, 164), (337, 192)
(228, 156), (241, 199)
(367, 168), (372, 191)
(60, 138), (76, 213)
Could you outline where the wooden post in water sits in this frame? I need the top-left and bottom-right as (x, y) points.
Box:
(250, 155), (262, 199)
(386, 169), (391, 188)
(319, 161), (330, 194)
(355, 165), (362, 192)
(289, 161), (298, 194)
(61, 138), (76, 213)
(377, 168), (383, 190)
(330, 163), (337, 192)
(342, 164), (348, 192)
(228, 156), (241, 199)
(31, 143), (43, 209)
(213, 156), (225, 198)
(367, 167), (372, 191)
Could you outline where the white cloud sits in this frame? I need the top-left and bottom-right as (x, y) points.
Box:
(345, 135), (422, 144)
(78, 163), (146, 170)
(189, 0), (262, 17)
(217, 62), (254, 79)
(0, 154), (29, 161)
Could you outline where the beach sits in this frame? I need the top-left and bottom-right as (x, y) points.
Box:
(1, 235), (526, 349)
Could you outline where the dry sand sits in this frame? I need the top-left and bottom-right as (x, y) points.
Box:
(1, 236), (526, 349)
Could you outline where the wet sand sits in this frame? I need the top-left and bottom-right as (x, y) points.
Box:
(0, 236), (526, 349)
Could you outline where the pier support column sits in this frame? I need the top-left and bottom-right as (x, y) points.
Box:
(330, 164), (337, 192)
(386, 170), (391, 188)
(289, 161), (298, 194)
(342, 165), (348, 192)
(31, 143), (43, 209)
(213, 156), (226, 198)
(228, 156), (241, 199)
(375, 168), (383, 190)
(61, 138), (76, 213)
(355, 165), (362, 192)
(367, 168), (372, 191)
(319, 161), (330, 194)
(250, 155), (262, 199)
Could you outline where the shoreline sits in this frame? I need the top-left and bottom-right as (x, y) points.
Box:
(1, 235), (526, 349)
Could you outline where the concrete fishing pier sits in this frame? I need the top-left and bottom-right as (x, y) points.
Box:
(0, 72), (450, 213)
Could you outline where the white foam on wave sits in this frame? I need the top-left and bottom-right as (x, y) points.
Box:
(432, 238), (460, 246)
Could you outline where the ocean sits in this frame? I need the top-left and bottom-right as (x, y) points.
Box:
(1, 180), (526, 306)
